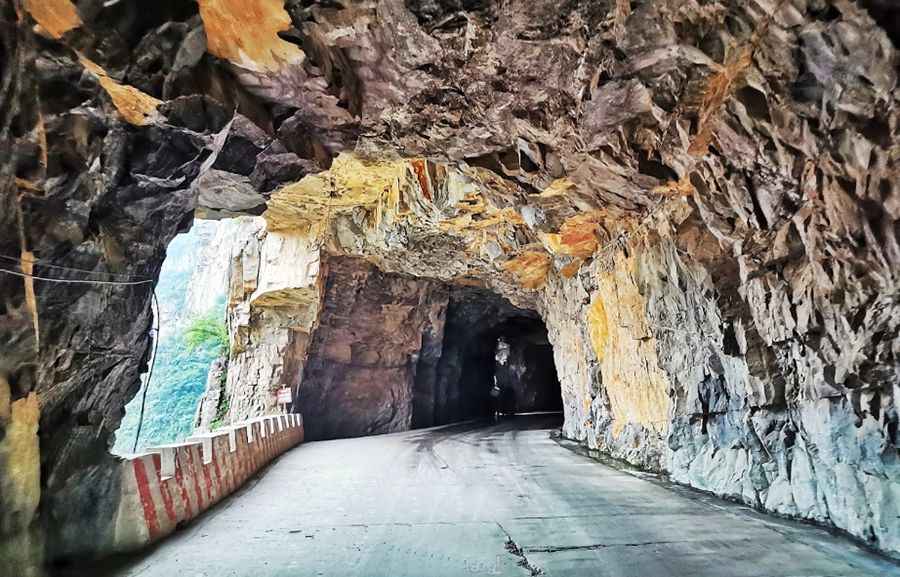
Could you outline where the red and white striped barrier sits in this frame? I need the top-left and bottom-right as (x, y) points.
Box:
(112, 414), (304, 551)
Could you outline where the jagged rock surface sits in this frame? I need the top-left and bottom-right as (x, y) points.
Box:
(1, 0), (899, 570)
(193, 356), (227, 432)
(224, 219), (321, 422)
(298, 257), (448, 440)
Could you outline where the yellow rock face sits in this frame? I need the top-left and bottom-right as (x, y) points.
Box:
(587, 297), (609, 362)
(79, 57), (161, 126)
(265, 153), (551, 292)
(265, 154), (409, 232)
(24, 0), (81, 39)
(538, 177), (577, 198)
(0, 385), (41, 536)
(587, 253), (670, 436)
(502, 251), (551, 289)
(197, 0), (305, 72)
(542, 212), (603, 259)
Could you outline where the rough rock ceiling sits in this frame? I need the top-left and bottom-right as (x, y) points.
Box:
(1, 0), (899, 568)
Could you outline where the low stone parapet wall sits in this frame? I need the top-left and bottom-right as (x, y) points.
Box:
(111, 414), (304, 552)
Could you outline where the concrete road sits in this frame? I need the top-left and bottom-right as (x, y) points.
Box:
(93, 414), (899, 577)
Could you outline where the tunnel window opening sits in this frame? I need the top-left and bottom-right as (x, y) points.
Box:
(111, 218), (239, 455)
(413, 286), (562, 429)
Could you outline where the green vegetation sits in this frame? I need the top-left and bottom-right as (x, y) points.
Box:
(185, 313), (229, 355)
(113, 321), (226, 454)
(210, 394), (230, 431)
(112, 223), (232, 455)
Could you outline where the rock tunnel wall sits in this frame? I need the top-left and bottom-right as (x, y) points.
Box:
(297, 257), (448, 440)
(250, 257), (559, 440)
(542, 205), (900, 553)
(1, 0), (898, 570)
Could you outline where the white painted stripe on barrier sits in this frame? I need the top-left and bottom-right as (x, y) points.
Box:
(228, 429), (237, 452)
(159, 447), (175, 480)
(201, 437), (213, 465)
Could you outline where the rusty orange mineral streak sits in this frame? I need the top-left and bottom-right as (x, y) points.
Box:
(197, 0), (305, 71)
(410, 160), (432, 201)
(501, 251), (551, 290)
(23, 0), (81, 39)
(79, 57), (162, 126)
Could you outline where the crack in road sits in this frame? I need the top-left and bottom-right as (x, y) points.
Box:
(522, 539), (691, 553)
(496, 522), (544, 576)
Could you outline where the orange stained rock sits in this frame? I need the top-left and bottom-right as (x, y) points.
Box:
(538, 177), (577, 197)
(410, 159), (432, 201)
(559, 259), (584, 278)
(23, 0), (81, 39)
(543, 212), (603, 259)
(587, 296), (609, 362)
(587, 253), (670, 437)
(197, 0), (305, 72)
(79, 57), (161, 126)
(689, 47), (752, 156)
(20, 250), (39, 351)
(502, 251), (551, 289)
(439, 191), (524, 235)
(653, 176), (696, 198)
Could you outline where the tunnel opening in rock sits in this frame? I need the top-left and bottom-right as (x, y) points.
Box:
(415, 287), (562, 428)
(295, 259), (561, 441)
(111, 219), (240, 455)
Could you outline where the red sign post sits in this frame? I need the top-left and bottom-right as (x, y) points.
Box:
(276, 387), (292, 405)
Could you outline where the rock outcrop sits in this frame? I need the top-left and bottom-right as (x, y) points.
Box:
(1, 0), (898, 571)
(224, 219), (322, 422)
(192, 356), (228, 433)
(298, 257), (448, 440)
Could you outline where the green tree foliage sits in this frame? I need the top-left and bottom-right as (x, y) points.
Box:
(185, 313), (228, 355)
(112, 224), (231, 455)
(113, 299), (228, 455)
(113, 332), (223, 454)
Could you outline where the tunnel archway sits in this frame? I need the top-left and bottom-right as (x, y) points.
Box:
(295, 260), (562, 440)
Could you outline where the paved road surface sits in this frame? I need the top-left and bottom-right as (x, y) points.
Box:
(94, 414), (899, 577)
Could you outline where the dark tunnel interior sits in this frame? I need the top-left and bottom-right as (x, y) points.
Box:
(412, 287), (563, 429)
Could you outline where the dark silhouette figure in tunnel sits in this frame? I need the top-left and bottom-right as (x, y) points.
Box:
(413, 287), (563, 428)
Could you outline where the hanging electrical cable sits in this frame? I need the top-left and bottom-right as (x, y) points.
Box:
(0, 258), (160, 453)
(0, 253), (145, 279)
(132, 288), (160, 453)
(0, 266), (154, 285)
